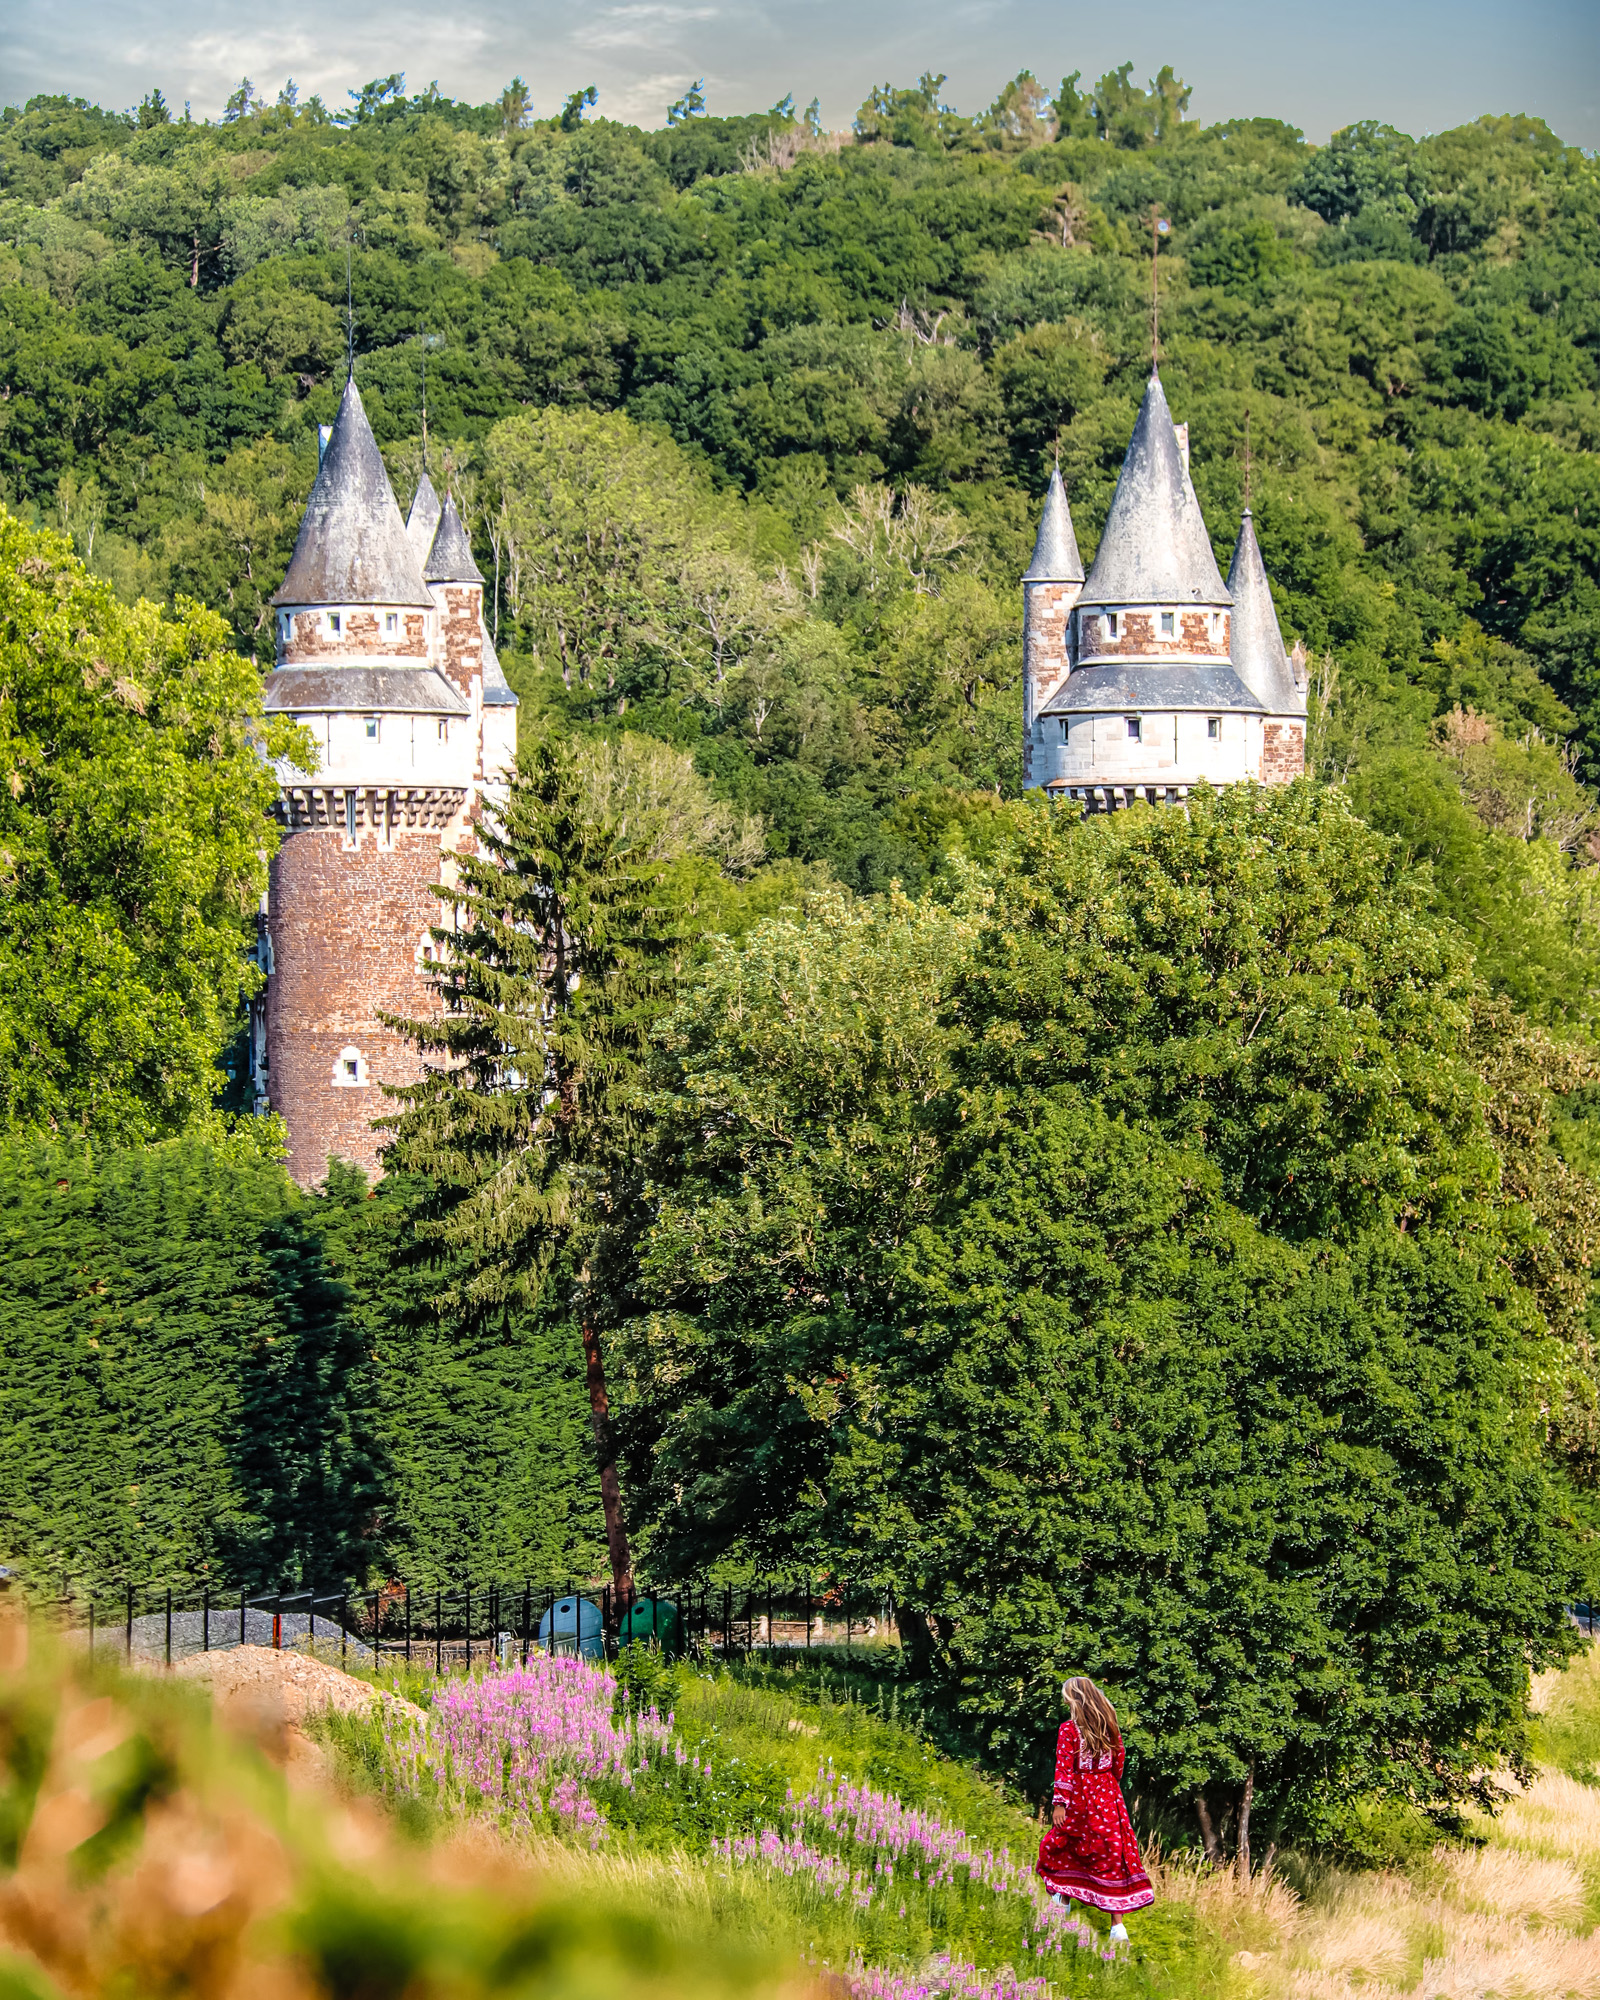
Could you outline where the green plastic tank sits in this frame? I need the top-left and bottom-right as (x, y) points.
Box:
(620, 1596), (681, 1655)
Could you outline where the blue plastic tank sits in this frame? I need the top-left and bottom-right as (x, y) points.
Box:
(536, 1594), (604, 1660)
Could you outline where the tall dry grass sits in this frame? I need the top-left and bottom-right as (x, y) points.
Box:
(1163, 1645), (1600, 1999)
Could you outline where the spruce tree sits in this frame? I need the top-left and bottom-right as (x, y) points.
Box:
(383, 736), (690, 1607)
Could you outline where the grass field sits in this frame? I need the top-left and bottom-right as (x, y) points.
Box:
(6, 1619), (1596, 1997)
(310, 1634), (1600, 2000)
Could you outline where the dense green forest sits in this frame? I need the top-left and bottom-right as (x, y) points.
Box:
(2, 68), (1598, 911)
(3, 64), (1600, 1835)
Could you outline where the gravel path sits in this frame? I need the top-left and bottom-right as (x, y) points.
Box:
(84, 1605), (376, 1664)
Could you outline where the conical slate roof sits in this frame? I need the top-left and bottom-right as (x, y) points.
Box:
(406, 470), (442, 558)
(1079, 375), (1230, 608)
(1023, 466), (1083, 582)
(1228, 511), (1302, 715)
(424, 495), (484, 585)
(272, 379), (433, 608)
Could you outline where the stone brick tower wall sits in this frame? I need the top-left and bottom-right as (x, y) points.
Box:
(265, 807), (462, 1186)
(1022, 579), (1077, 788)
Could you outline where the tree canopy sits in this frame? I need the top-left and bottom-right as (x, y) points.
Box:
(0, 513), (303, 1141)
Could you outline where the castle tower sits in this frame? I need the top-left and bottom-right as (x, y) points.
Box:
(253, 379), (517, 1186)
(1021, 467), (1083, 789)
(1227, 508), (1308, 781)
(1027, 374), (1290, 808)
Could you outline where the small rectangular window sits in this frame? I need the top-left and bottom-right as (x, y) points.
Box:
(437, 719), (448, 742)
(1207, 717), (1221, 740)
(1160, 611), (1175, 637)
(343, 1057), (358, 1079)
(1126, 716), (1141, 741)
(365, 716), (379, 740)
(1106, 612), (1119, 639)
(385, 612), (398, 635)
(329, 612), (341, 635)
(344, 793), (356, 840)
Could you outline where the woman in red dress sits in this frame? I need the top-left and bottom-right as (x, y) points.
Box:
(1037, 1676), (1154, 1940)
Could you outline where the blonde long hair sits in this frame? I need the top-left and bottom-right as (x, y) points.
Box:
(1064, 1676), (1120, 1756)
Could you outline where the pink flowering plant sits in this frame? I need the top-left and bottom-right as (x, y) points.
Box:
(371, 1651), (1130, 1996)
(381, 1651), (675, 1846)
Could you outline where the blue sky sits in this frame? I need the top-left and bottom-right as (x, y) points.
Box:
(7, 0), (1597, 146)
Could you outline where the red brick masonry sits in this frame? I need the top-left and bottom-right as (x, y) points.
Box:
(266, 824), (450, 1186)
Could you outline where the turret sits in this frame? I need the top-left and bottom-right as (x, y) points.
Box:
(271, 378), (434, 664)
(1071, 373), (1232, 668)
(423, 494), (485, 701)
(1227, 508), (1306, 783)
(1021, 467), (1083, 790)
(406, 470), (442, 560)
(1031, 374), (1269, 807)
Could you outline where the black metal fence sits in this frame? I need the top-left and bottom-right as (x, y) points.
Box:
(38, 1575), (901, 1674)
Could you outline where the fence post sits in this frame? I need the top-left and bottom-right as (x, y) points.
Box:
(164, 1588), (171, 1667)
(126, 1581), (133, 1661)
(202, 1585), (209, 1654)
(274, 1590), (282, 1651)
(239, 1589), (246, 1648)
(465, 1584), (472, 1673)
(521, 1582), (530, 1665)
(846, 1584), (852, 1657)
(309, 1587), (316, 1648)
(88, 1598), (94, 1663)
(405, 1587), (411, 1666)
(436, 1589), (442, 1677)
(341, 1595), (347, 1665)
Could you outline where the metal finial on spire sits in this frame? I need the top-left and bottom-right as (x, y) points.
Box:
(1243, 406), (1252, 511)
(1149, 205), (1170, 372)
(420, 319), (429, 470)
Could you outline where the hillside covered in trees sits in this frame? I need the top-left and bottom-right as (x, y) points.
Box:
(4, 64), (1600, 1849)
(1, 68), (1597, 936)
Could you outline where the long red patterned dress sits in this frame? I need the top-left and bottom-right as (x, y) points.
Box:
(1036, 1718), (1154, 1914)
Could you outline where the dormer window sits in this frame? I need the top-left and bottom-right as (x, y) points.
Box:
(1160, 611), (1175, 637)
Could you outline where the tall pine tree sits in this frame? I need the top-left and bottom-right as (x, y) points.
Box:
(383, 736), (692, 1607)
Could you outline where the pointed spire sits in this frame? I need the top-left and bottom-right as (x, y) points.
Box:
(1228, 509), (1302, 715)
(424, 494), (484, 585)
(406, 470), (442, 559)
(1079, 375), (1230, 608)
(1023, 466), (1083, 582)
(272, 378), (432, 607)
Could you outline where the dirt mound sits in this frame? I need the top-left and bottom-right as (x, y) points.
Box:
(172, 1645), (423, 1783)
